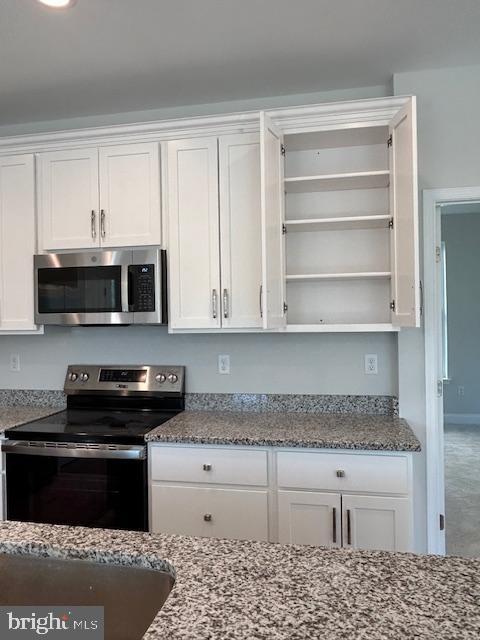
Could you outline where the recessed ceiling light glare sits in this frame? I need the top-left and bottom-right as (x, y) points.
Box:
(37, 0), (76, 8)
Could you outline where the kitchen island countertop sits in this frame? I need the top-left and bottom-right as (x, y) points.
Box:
(0, 521), (477, 640)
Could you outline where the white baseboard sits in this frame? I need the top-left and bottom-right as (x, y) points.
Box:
(444, 413), (480, 425)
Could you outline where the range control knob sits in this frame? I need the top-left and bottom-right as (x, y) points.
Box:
(80, 372), (89, 382)
(168, 373), (178, 384)
(155, 373), (167, 384)
(69, 372), (78, 382)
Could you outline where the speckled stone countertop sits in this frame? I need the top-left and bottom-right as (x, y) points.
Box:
(146, 410), (421, 451)
(0, 521), (478, 639)
(0, 406), (62, 434)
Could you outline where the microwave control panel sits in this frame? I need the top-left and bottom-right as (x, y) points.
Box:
(129, 264), (155, 312)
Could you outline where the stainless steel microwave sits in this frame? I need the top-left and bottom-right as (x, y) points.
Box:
(34, 249), (167, 325)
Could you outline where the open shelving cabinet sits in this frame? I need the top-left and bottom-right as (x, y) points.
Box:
(259, 97), (420, 333)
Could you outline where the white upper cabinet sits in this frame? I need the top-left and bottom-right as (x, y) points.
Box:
(99, 143), (161, 248)
(0, 154), (38, 331)
(276, 96), (420, 332)
(38, 143), (161, 251)
(39, 148), (99, 251)
(219, 134), (262, 329)
(260, 113), (286, 330)
(168, 133), (263, 330)
(167, 137), (221, 329)
(389, 99), (420, 327)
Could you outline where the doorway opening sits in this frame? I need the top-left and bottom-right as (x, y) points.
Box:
(441, 202), (480, 556)
(423, 187), (480, 556)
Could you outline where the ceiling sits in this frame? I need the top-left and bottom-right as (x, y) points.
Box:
(1, 0), (480, 125)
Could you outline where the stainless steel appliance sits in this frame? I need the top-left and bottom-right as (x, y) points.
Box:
(3, 364), (185, 532)
(34, 249), (167, 325)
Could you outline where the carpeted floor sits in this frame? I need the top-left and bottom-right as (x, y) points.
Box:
(444, 422), (480, 558)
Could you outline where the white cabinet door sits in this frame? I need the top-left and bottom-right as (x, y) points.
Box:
(389, 98), (420, 327)
(167, 137), (221, 329)
(151, 485), (269, 541)
(38, 148), (99, 250)
(219, 133), (262, 328)
(278, 490), (341, 547)
(342, 494), (411, 552)
(0, 155), (37, 331)
(260, 112), (286, 330)
(99, 142), (161, 248)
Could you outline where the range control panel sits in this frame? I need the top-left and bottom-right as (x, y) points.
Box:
(64, 365), (185, 395)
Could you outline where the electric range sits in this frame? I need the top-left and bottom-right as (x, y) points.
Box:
(3, 364), (185, 532)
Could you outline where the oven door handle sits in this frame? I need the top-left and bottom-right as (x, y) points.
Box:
(1, 441), (146, 460)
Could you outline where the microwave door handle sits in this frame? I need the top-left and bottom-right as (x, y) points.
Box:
(127, 268), (134, 311)
(121, 265), (130, 313)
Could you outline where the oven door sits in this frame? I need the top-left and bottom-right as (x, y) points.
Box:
(4, 441), (148, 532)
(34, 251), (133, 325)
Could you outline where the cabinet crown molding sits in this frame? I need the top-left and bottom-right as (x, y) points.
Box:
(0, 96), (412, 156)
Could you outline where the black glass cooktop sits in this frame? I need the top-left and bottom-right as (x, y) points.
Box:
(7, 409), (179, 444)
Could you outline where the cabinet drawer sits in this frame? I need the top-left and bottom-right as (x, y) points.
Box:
(151, 485), (268, 541)
(150, 445), (268, 486)
(277, 451), (409, 494)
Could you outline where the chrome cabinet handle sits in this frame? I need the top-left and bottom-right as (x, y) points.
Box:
(346, 509), (352, 545)
(223, 289), (229, 319)
(259, 284), (263, 318)
(212, 289), (218, 319)
(203, 463), (212, 471)
(332, 507), (337, 544)
(204, 514), (212, 522)
(336, 469), (345, 478)
(100, 209), (106, 239)
(91, 210), (97, 239)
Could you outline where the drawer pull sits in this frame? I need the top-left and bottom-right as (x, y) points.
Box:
(336, 469), (345, 478)
(203, 513), (212, 522)
(203, 463), (212, 471)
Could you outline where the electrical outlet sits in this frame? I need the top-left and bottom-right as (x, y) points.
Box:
(218, 354), (230, 375)
(458, 385), (465, 397)
(364, 354), (378, 375)
(10, 353), (20, 372)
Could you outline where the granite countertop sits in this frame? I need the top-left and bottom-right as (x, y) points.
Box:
(0, 521), (478, 640)
(0, 406), (63, 434)
(146, 410), (421, 451)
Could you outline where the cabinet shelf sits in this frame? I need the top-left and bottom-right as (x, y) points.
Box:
(284, 215), (391, 232)
(285, 323), (399, 333)
(284, 170), (390, 193)
(286, 272), (391, 282)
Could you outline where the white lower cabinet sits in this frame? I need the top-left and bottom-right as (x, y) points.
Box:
(342, 494), (411, 552)
(278, 491), (341, 548)
(277, 491), (411, 552)
(151, 485), (268, 542)
(149, 444), (414, 552)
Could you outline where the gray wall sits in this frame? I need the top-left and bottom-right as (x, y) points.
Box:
(394, 63), (480, 551)
(0, 327), (397, 394)
(442, 212), (480, 417)
(0, 83), (398, 397)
